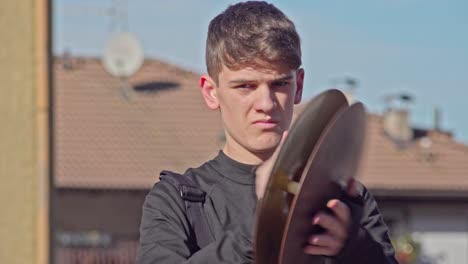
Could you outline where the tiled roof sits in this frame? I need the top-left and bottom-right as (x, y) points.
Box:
(292, 103), (468, 197)
(358, 114), (468, 197)
(54, 57), (223, 189)
(55, 57), (468, 195)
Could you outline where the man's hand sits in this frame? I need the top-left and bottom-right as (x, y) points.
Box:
(304, 199), (351, 256)
(255, 131), (288, 199)
(255, 131), (352, 257)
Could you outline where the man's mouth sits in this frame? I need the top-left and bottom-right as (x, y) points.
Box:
(253, 119), (279, 129)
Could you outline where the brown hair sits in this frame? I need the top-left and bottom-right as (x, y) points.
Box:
(206, 1), (302, 81)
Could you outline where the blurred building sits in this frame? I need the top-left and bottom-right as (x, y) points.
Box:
(53, 57), (468, 264)
(53, 56), (223, 263)
(359, 110), (468, 264)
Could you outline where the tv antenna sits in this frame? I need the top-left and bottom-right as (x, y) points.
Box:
(102, 32), (144, 79)
(102, 0), (144, 100)
(61, 0), (144, 100)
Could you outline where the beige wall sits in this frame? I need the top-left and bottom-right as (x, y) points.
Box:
(0, 0), (49, 264)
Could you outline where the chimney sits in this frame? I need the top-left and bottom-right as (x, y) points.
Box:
(382, 93), (414, 144)
(62, 49), (73, 70)
(383, 108), (413, 143)
(434, 107), (441, 131)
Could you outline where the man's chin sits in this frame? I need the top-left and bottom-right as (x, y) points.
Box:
(249, 138), (281, 157)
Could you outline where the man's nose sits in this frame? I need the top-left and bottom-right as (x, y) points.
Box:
(254, 84), (276, 112)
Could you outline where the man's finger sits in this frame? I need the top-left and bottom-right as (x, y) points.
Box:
(313, 212), (347, 241)
(326, 199), (351, 228)
(346, 178), (359, 197)
(255, 130), (288, 199)
(308, 234), (342, 249)
(303, 245), (340, 256)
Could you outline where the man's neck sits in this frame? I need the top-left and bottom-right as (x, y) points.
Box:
(222, 139), (274, 166)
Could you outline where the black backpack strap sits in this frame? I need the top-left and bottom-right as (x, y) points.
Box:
(159, 170), (215, 248)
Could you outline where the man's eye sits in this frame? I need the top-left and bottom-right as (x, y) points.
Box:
(235, 84), (255, 89)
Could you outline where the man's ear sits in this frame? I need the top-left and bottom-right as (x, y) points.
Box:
(200, 74), (220, 110)
(294, 68), (304, 104)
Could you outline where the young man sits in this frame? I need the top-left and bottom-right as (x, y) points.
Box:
(137, 2), (398, 263)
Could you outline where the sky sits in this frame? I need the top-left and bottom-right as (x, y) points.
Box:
(53, 0), (468, 144)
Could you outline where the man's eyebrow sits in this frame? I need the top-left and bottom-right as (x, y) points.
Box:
(271, 74), (294, 82)
(228, 74), (294, 85)
(228, 79), (257, 85)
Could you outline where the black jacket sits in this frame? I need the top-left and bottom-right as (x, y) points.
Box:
(137, 151), (399, 264)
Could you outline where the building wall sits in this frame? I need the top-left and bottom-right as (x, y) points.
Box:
(54, 190), (468, 263)
(379, 200), (468, 264)
(54, 189), (147, 238)
(0, 1), (49, 264)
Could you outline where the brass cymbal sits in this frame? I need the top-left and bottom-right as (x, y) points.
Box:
(254, 89), (349, 264)
(279, 103), (367, 263)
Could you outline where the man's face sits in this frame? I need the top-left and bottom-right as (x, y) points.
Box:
(212, 64), (304, 160)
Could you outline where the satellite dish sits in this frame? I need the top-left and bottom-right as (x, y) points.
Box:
(102, 32), (144, 78)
